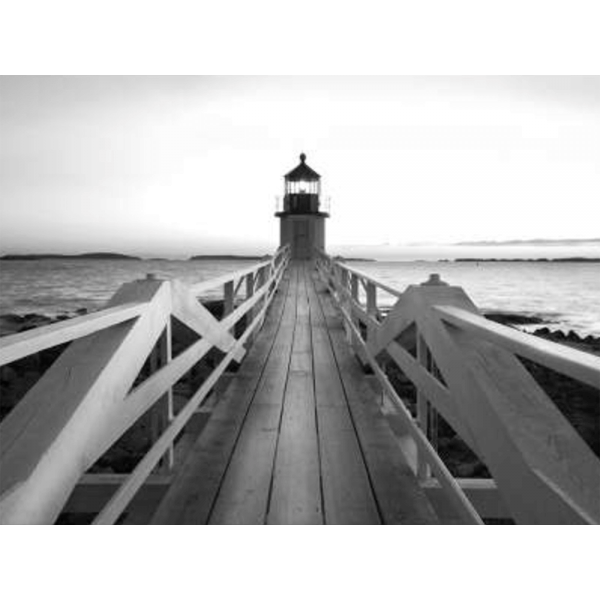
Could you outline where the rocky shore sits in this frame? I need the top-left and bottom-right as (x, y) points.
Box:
(1, 308), (598, 481)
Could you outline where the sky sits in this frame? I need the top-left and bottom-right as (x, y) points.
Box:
(1, 76), (599, 258)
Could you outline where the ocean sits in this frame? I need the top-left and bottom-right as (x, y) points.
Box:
(0, 259), (598, 336)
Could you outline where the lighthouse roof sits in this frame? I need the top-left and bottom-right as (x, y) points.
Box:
(285, 153), (320, 181)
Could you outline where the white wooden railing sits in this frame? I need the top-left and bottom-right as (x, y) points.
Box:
(0, 246), (289, 524)
(315, 250), (600, 524)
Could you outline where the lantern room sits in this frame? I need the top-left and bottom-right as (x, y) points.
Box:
(276, 153), (329, 260)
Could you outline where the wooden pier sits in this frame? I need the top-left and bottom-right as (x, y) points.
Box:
(152, 262), (437, 524)
(1, 248), (599, 525)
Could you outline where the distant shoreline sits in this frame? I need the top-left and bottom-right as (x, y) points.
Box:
(452, 257), (600, 263)
(189, 254), (271, 261)
(0, 253), (141, 261)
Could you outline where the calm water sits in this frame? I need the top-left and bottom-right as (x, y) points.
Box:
(0, 259), (599, 335)
(357, 261), (600, 336)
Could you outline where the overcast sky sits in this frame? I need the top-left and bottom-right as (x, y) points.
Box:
(1, 76), (599, 257)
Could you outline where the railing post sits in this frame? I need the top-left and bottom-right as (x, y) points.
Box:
(416, 273), (447, 480)
(160, 321), (174, 471)
(148, 322), (174, 474)
(340, 270), (352, 345)
(259, 265), (269, 326)
(349, 273), (368, 365)
(366, 282), (377, 318)
(365, 281), (378, 345)
(351, 274), (359, 304)
(223, 280), (234, 317)
(245, 272), (256, 343)
(416, 333), (431, 480)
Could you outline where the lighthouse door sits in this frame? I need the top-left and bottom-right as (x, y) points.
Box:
(293, 220), (309, 259)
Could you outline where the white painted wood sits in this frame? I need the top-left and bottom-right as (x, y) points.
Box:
(223, 280), (235, 316)
(64, 473), (171, 514)
(386, 341), (479, 453)
(93, 272), (284, 525)
(422, 478), (511, 521)
(412, 284), (600, 524)
(315, 252), (403, 299)
(0, 302), (147, 367)
(317, 251), (600, 525)
(366, 282), (377, 318)
(190, 260), (271, 296)
(0, 279), (172, 524)
(436, 305), (600, 389)
(328, 298), (483, 524)
(170, 279), (242, 359)
(416, 334), (431, 480)
(0, 246), (290, 524)
(441, 322), (600, 524)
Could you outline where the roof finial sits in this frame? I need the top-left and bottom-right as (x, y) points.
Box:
(300, 153), (306, 163)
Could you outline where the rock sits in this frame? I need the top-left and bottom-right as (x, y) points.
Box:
(19, 314), (53, 331)
(75, 308), (88, 315)
(0, 365), (17, 383)
(0, 314), (27, 336)
(0, 314), (25, 324)
(455, 461), (481, 478)
(485, 312), (546, 326)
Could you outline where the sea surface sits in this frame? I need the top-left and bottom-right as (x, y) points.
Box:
(0, 259), (598, 336)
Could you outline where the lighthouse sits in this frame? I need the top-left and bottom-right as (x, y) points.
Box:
(275, 153), (329, 259)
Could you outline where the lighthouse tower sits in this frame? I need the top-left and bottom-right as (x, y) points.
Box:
(275, 153), (329, 259)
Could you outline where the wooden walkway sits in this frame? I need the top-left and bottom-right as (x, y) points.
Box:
(152, 262), (438, 524)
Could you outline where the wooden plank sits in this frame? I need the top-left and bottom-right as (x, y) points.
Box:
(313, 276), (439, 524)
(316, 406), (381, 524)
(267, 266), (322, 525)
(336, 299), (482, 524)
(94, 313), (268, 525)
(150, 269), (293, 524)
(207, 275), (297, 524)
(308, 270), (380, 525)
(208, 404), (282, 524)
(267, 372), (322, 524)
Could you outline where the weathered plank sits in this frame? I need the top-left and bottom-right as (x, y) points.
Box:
(208, 403), (282, 524)
(150, 271), (293, 524)
(307, 269), (381, 524)
(267, 267), (322, 524)
(266, 372), (322, 524)
(313, 275), (439, 524)
(207, 275), (298, 524)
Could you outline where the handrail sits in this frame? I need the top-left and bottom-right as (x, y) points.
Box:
(190, 259), (272, 295)
(435, 305), (600, 390)
(314, 247), (403, 300)
(0, 246), (290, 524)
(0, 302), (148, 367)
(315, 250), (600, 524)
